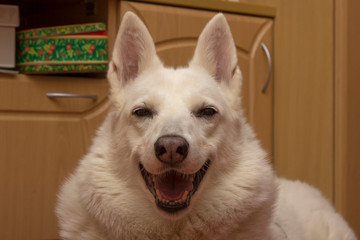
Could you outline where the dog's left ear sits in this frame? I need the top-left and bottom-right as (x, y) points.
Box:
(190, 13), (237, 83)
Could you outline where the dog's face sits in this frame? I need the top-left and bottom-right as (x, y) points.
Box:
(107, 12), (242, 218)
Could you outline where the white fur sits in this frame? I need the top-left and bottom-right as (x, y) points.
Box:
(56, 12), (357, 240)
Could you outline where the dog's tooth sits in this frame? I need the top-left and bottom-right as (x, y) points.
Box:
(156, 189), (162, 201)
(181, 191), (188, 203)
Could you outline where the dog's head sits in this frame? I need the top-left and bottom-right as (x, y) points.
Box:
(107, 12), (244, 218)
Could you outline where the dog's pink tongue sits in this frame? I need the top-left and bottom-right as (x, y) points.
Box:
(155, 172), (193, 201)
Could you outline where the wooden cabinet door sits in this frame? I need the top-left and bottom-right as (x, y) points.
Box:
(0, 75), (109, 239)
(0, 115), (84, 239)
(119, 1), (274, 157)
(0, 108), (109, 240)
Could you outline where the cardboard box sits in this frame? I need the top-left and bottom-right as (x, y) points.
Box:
(0, 4), (19, 68)
(16, 22), (108, 74)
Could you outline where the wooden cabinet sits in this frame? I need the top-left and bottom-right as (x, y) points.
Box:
(0, 0), (117, 238)
(119, 0), (274, 157)
(0, 74), (110, 239)
(1, 113), (83, 239)
(334, 0), (360, 237)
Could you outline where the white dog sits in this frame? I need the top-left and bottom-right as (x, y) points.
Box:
(56, 12), (357, 240)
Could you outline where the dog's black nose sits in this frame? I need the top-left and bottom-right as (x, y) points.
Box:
(154, 135), (189, 165)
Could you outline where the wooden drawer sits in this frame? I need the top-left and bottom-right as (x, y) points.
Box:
(0, 74), (109, 113)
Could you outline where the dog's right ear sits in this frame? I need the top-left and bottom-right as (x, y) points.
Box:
(189, 13), (238, 84)
(108, 12), (161, 87)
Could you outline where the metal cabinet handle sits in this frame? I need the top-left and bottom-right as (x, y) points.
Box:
(261, 42), (272, 93)
(46, 92), (98, 100)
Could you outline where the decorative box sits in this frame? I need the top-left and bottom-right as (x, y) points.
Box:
(16, 22), (108, 74)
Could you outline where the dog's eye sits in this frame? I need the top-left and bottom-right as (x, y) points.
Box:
(133, 108), (153, 118)
(196, 107), (218, 119)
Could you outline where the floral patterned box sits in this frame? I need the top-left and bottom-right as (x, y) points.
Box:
(16, 23), (108, 74)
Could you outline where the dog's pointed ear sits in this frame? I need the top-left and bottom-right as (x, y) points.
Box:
(109, 12), (161, 86)
(190, 13), (238, 83)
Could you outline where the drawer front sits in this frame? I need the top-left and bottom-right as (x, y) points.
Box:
(0, 74), (109, 113)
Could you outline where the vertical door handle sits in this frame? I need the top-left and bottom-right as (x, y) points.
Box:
(261, 42), (272, 93)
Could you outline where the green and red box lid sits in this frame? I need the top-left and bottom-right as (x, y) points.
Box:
(16, 22), (109, 74)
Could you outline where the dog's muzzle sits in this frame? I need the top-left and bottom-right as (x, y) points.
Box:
(139, 135), (211, 214)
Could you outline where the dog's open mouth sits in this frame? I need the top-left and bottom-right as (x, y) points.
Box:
(139, 160), (211, 213)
